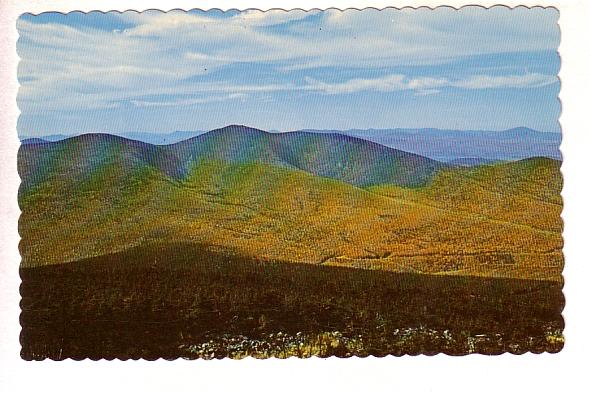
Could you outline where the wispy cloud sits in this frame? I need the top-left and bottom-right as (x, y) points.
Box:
(453, 73), (558, 89)
(130, 93), (246, 107)
(302, 73), (557, 95)
(16, 8), (560, 134)
(303, 75), (406, 94)
(414, 89), (441, 96)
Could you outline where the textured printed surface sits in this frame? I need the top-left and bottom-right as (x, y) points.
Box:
(17, 7), (562, 359)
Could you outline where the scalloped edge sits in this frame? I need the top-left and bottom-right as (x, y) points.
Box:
(19, 5), (559, 18)
(16, 5), (564, 361)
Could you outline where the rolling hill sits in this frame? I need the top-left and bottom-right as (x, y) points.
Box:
(170, 125), (444, 187)
(19, 125), (445, 191)
(369, 157), (563, 232)
(18, 133), (185, 198)
(18, 127), (563, 280)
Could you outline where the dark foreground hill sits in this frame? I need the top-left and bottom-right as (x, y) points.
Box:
(20, 242), (564, 359)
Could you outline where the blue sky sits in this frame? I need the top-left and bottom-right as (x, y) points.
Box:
(17, 7), (560, 137)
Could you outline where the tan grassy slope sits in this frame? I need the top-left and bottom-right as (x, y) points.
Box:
(19, 158), (562, 280)
(369, 157), (562, 233)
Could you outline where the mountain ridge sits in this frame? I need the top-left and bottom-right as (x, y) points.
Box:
(19, 125), (446, 191)
(20, 125), (561, 162)
(18, 124), (563, 280)
(18, 152), (563, 279)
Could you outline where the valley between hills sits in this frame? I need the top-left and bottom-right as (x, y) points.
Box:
(18, 125), (563, 281)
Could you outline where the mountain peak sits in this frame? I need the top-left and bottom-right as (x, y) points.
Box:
(211, 124), (267, 135)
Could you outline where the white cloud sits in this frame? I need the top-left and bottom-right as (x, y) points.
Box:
(453, 73), (558, 89)
(303, 75), (406, 94)
(302, 73), (556, 95)
(230, 9), (316, 27)
(130, 93), (247, 107)
(17, 8), (559, 113)
(407, 77), (449, 91)
(17, 69), (558, 113)
(414, 89), (441, 96)
(122, 12), (216, 37)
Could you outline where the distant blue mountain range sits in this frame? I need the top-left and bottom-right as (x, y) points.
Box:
(20, 126), (561, 162)
(298, 127), (561, 162)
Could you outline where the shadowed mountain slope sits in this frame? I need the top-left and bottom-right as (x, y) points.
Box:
(20, 126), (561, 162)
(17, 126), (563, 280)
(19, 126), (446, 190)
(167, 125), (445, 187)
(18, 133), (184, 197)
(19, 158), (562, 281)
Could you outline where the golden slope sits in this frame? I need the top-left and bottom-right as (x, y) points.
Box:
(19, 159), (562, 280)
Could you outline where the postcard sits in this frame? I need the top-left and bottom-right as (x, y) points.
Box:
(15, 6), (564, 360)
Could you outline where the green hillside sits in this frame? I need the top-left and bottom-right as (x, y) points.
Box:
(18, 133), (183, 199)
(19, 154), (563, 280)
(163, 125), (445, 187)
(18, 126), (444, 196)
(369, 157), (562, 233)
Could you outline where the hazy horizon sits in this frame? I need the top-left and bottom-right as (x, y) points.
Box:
(19, 124), (561, 139)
